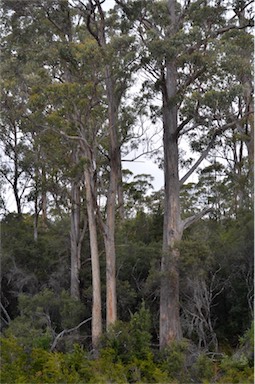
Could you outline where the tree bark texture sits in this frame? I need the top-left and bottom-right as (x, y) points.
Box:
(160, 59), (183, 349)
(160, 0), (185, 349)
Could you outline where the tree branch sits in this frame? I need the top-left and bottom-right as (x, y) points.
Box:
(50, 317), (92, 351)
(182, 207), (212, 231)
(180, 121), (237, 185)
(0, 302), (11, 325)
(213, 21), (254, 37)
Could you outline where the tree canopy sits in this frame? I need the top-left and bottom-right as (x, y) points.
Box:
(0, 0), (253, 383)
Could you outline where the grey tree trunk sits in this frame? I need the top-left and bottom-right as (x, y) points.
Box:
(86, 0), (125, 328)
(84, 166), (102, 348)
(160, 59), (183, 348)
(160, 0), (185, 349)
(70, 178), (82, 300)
(41, 165), (47, 229)
(104, 66), (118, 328)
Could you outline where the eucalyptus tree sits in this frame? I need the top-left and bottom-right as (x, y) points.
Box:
(71, 0), (139, 328)
(31, 5), (105, 347)
(0, 0), (103, 346)
(116, 0), (253, 348)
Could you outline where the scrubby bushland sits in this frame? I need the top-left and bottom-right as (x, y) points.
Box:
(1, 307), (254, 383)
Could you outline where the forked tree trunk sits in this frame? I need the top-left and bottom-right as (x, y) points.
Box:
(86, 1), (123, 328)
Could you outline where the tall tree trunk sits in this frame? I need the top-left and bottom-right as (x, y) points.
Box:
(104, 67), (118, 328)
(160, 59), (183, 349)
(70, 178), (82, 300)
(86, 1), (123, 327)
(160, 0), (182, 348)
(84, 166), (102, 348)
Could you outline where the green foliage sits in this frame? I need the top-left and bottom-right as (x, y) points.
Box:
(1, 331), (254, 384)
(191, 353), (215, 383)
(158, 340), (190, 382)
(101, 303), (152, 363)
(0, 337), (86, 384)
(0, 1), (253, 383)
(4, 288), (86, 352)
(218, 354), (254, 383)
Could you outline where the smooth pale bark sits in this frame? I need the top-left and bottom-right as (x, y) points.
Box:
(33, 189), (39, 242)
(84, 167), (102, 347)
(13, 127), (22, 215)
(70, 178), (82, 300)
(87, 1), (121, 328)
(33, 165), (39, 242)
(41, 166), (47, 229)
(104, 66), (118, 328)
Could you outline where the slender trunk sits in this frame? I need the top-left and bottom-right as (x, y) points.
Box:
(33, 169), (39, 242)
(243, 80), (254, 193)
(13, 127), (21, 215)
(41, 165), (47, 229)
(34, 200), (38, 242)
(70, 179), (82, 300)
(104, 66), (118, 328)
(86, 1), (123, 327)
(84, 167), (102, 348)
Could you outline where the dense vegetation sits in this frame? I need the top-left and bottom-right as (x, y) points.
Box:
(0, 0), (253, 383)
(1, 208), (254, 382)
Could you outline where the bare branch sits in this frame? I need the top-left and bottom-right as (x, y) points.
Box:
(180, 121), (237, 185)
(182, 207), (212, 231)
(0, 302), (11, 325)
(213, 21), (254, 36)
(50, 317), (92, 351)
(122, 145), (162, 162)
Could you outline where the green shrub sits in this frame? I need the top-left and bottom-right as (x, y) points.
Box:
(0, 336), (29, 384)
(126, 356), (169, 383)
(190, 353), (215, 383)
(158, 340), (190, 382)
(101, 302), (152, 364)
(218, 354), (254, 383)
(4, 288), (86, 352)
(0, 337), (90, 383)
